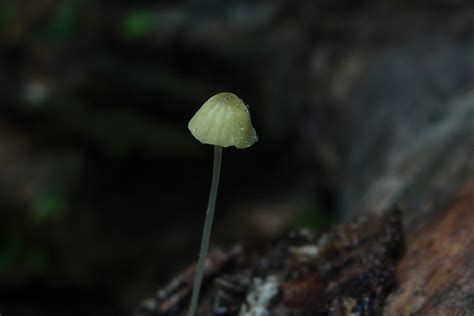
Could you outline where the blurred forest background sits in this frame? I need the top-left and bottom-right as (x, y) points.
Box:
(1, 0), (474, 315)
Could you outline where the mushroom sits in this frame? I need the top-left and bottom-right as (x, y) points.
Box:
(187, 92), (258, 316)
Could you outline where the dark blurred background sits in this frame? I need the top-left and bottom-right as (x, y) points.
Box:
(1, 0), (474, 315)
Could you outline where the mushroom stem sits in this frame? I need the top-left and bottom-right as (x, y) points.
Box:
(187, 145), (223, 316)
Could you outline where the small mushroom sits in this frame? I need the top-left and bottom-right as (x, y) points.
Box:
(188, 92), (258, 149)
(187, 92), (258, 316)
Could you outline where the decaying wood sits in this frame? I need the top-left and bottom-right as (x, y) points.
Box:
(136, 211), (404, 316)
(384, 176), (474, 316)
(137, 173), (474, 315)
(136, 246), (242, 316)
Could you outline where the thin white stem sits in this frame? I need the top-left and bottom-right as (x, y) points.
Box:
(187, 145), (223, 316)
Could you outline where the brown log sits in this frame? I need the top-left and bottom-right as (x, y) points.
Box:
(384, 175), (474, 316)
(136, 210), (405, 316)
(136, 172), (474, 316)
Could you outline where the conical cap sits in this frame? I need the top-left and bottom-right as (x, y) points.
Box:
(188, 92), (258, 149)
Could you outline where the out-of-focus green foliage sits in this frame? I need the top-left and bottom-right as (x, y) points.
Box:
(293, 208), (333, 230)
(122, 10), (154, 39)
(26, 249), (48, 272)
(0, 226), (48, 274)
(31, 194), (65, 223)
(0, 226), (23, 273)
(37, 0), (80, 41)
(0, 1), (17, 28)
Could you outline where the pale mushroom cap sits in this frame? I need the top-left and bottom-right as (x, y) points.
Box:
(188, 92), (258, 149)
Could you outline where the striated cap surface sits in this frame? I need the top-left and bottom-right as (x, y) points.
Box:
(188, 92), (258, 149)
